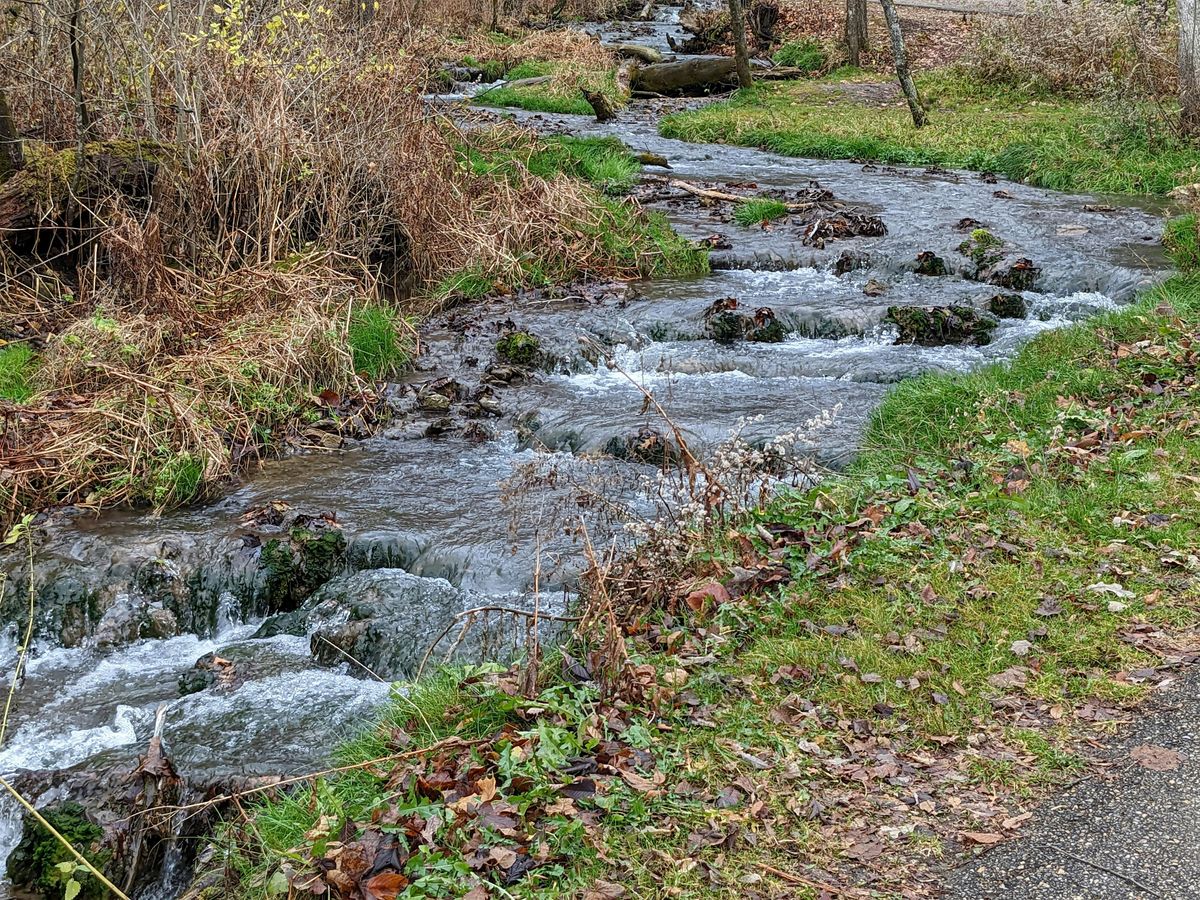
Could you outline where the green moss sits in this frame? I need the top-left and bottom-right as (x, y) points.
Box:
(6, 803), (111, 899)
(348, 306), (410, 380)
(732, 197), (790, 226)
(495, 331), (543, 368)
(660, 69), (1200, 195)
(772, 39), (827, 73)
(260, 525), (347, 613)
(957, 227), (1006, 269)
(0, 344), (36, 402)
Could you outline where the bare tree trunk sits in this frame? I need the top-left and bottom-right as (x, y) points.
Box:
(68, 0), (93, 145)
(846, 0), (868, 67)
(1181, 0), (1200, 136)
(727, 0), (753, 89)
(878, 0), (925, 128)
(0, 88), (23, 180)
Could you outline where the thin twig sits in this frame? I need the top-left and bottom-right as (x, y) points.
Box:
(1046, 843), (1163, 898)
(756, 863), (873, 899)
(416, 606), (582, 680)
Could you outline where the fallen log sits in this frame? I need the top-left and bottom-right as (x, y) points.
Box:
(632, 55), (737, 94)
(603, 42), (665, 64)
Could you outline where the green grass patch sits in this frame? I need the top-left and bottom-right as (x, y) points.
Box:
(772, 38), (827, 73)
(660, 69), (1200, 194)
(476, 61), (624, 118)
(1164, 214), (1200, 272)
(347, 306), (411, 380)
(732, 196), (790, 226)
(0, 344), (36, 402)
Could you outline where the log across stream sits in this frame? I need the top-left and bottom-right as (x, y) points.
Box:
(0, 3), (1170, 896)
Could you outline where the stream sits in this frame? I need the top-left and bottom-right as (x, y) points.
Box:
(0, 3), (1170, 895)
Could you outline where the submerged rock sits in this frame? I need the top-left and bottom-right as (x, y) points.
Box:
(887, 306), (997, 347)
(988, 293), (1029, 319)
(304, 569), (464, 679)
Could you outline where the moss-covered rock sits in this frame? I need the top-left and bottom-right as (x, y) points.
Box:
(956, 228), (1005, 271)
(604, 426), (681, 468)
(988, 292), (1028, 319)
(914, 251), (948, 277)
(7, 802), (111, 899)
(259, 520), (347, 613)
(703, 299), (787, 344)
(495, 331), (544, 368)
(887, 305), (997, 346)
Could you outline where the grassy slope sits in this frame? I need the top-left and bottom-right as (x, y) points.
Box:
(226, 256), (1200, 897)
(660, 70), (1200, 195)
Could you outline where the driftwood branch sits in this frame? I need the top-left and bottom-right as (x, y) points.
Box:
(668, 178), (830, 212)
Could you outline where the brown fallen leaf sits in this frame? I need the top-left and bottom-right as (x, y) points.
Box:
(584, 880), (627, 900)
(961, 831), (1004, 846)
(364, 871), (409, 900)
(1130, 744), (1184, 772)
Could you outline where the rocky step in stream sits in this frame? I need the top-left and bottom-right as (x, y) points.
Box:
(0, 4), (1169, 896)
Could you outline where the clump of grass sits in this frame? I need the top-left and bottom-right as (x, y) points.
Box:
(347, 307), (413, 380)
(772, 38), (827, 73)
(1164, 215), (1200, 272)
(733, 197), (789, 226)
(0, 345), (36, 402)
(660, 69), (1200, 195)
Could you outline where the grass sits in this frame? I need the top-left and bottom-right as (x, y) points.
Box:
(347, 306), (412, 380)
(0, 344), (36, 402)
(476, 61), (624, 117)
(732, 196), (790, 227)
(1164, 214), (1200, 272)
(772, 38), (827, 73)
(223, 264), (1200, 896)
(660, 69), (1200, 195)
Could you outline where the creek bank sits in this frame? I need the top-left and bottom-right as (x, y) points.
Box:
(222, 276), (1200, 899)
(1, 6), (1174, 895)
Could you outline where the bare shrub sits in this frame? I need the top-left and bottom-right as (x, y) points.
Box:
(971, 0), (1175, 98)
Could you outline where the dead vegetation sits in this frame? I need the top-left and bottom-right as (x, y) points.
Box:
(0, 0), (680, 527)
(971, 0), (1175, 98)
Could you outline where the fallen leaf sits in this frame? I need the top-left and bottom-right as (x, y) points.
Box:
(987, 666), (1029, 689)
(364, 872), (409, 900)
(961, 831), (1004, 846)
(1010, 640), (1033, 657)
(1130, 744), (1183, 772)
(584, 880), (627, 900)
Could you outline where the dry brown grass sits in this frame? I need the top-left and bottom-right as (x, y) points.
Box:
(971, 1), (1175, 98)
(0, 0), (676, 526)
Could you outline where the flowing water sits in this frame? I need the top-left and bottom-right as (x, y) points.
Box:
(0, 4), (1171, 894)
